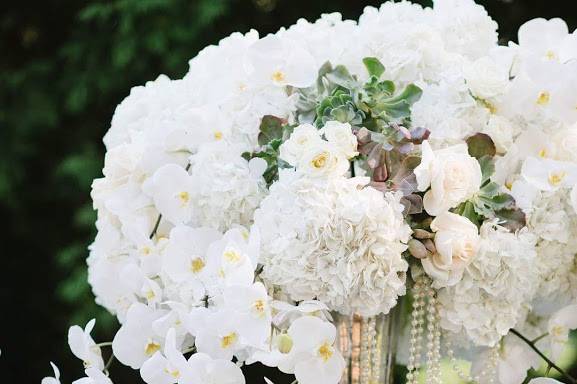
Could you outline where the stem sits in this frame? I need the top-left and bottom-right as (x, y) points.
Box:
(510, 329), (577, 384)
(104, 353), (115, 373)
(95, 342), (113, 348)
(149, 214), (162, 239)
(531, 333), (549, 344)
(350, 160), (355, 177)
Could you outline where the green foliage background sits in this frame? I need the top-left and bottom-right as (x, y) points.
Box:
(1, 0), (575, 383)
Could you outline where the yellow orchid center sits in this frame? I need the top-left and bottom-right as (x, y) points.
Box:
(318, 342), (334, 362)
(311, 151), (329, 169)
(145, 290), (155, 300)
(214, 131), (223, 140)
(536, 91), (550, 106)
(221, 332), (238, 349)
(190, 257), (205, 273)
(223, 249), (241, 263)
(538, 148), (547, 158)
(548, 171), (566, 186)
(546, 50), (557, 61)
(140, 246), (152, 256)
(178, 191), (190, 205)
(253, 299), (266, 317)
(144, 340), (161, 356)
(271, 70), (285, 83)
(164, 368), (180, 379)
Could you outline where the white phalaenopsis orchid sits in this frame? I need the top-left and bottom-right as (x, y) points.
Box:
(41, 362), (61, 384)
(112, 303), (168, 369)
(548, 304), (577, 360)
(72, 369), (113, 384)
(144, 164), (195, 225)
(68, 319), (105, 370)
(281, 316), (345, 384)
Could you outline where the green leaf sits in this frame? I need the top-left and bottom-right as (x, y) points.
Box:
(479, 181), (500, 198)
(258, 115), (284, 146)
(454, 201), (481, 227)
(478, 155), (495, 185)
(325, 65), (357, 90)
(362, 57), (385, 78)
(385, 84), (423, 105)
(467, 133), (496, 159)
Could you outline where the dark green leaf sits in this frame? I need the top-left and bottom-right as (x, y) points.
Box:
(258, 115), (284, 146)
(467, 133), (496, 159)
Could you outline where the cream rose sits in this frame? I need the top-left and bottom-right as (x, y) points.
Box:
(421, 211), (480, 287)
(552, 124), (577, 162)
(463, 56), (509, 100)
(321, 121), (358, 159)
(415, 140), (482, 216)
(279, 123), (322, 166)
(298, 141), (350, 178)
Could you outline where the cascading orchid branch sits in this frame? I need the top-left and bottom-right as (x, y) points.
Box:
(42, 1), (577, 384)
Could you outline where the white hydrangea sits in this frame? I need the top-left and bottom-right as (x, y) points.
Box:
(255, 170), (411, 316)
(188, 143), (268, 231)
(438, 223), (539, 346)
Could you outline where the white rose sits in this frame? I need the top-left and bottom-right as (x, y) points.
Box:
(421, 211), (480, 287)
(279, 124), (322, 166)
(321, 121), (358, 159)
(552, 124), (577, 162)
(298, 141), (350, 178)
(415, 141), (482, 216)
(464, 56), (509, 99)
(483, 115), (515, 154)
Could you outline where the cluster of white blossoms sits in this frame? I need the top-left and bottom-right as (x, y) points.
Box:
(43, 1), (577, 384)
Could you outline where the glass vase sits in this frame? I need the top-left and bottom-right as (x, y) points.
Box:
(333, 310), (399, 384)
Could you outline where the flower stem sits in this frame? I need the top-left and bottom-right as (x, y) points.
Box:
(510, 328), (577, 384)
(95, 342), (113, 348)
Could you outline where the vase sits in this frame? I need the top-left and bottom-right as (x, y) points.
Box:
(333, 309), (399, 384)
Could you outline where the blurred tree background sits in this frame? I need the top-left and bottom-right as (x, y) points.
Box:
(1, 0), (575, 383)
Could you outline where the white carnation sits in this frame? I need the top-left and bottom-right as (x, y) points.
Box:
(255, 171), (411, 316)
(438, 223), (539, 346)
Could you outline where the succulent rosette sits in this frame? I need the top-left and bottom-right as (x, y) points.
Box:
(42, 2), (577, 384)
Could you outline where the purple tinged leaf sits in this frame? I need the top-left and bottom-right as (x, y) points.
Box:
(466, 133), (496, 159)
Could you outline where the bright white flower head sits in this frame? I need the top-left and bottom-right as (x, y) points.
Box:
(255, 171), (411, 316)
(41, 362), (61, 384)
(281, 316), (345, 384)
(112, 303), (168, 369)
(68, 319), (105, 370)
(438, 223), (539, 346)
(547, 304), (577, 360)
(415, 141), (482, 215)
(320, 121), (358, 159)
(144, 164), (195, 225)
(72, 369), (113, 384)
(422, 212), (480, 287)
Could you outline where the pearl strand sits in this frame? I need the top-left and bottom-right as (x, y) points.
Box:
(360, 316), (371, 384)
(368, 317), (378, 384)
(406, 277), (425, 384)
(424, 279), (441, 384)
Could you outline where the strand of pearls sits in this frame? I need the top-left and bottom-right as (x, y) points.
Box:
(424, 279), (441, 384)
(445, 337), (500, 383)
(360, 317), (371, 384)
(406, 276), (426, 384)
(368, 317), (379, 384)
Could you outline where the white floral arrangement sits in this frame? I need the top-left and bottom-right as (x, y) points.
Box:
(42, 1), (577, 384)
